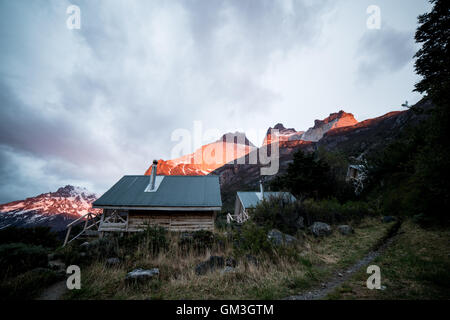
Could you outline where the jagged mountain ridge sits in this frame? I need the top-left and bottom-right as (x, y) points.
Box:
(0, 185), (100, 231)
(301, 110), (358, 142)
(213, 102), (431, 210)
(145, 132), (256, 176)
(146, 111), (357, 176)
(1, 105), (427, 228)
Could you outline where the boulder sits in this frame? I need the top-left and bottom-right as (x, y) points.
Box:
(126, 268), (159, 282)
(225, 257), (237, 268)
(245, 254), (259, 266)
(382, 216), (396, 223)
(80, 242), (90, 249)
(106, 257), (120, 267)
(296, 216), (305, 229)
(221, 266), (236, 275)
(195, 256), (225, 275)
(48, 260), (66, 272)
(309, 222), (332, 237)
(267, 229), (298, 246)
(337, 225), (354, 235)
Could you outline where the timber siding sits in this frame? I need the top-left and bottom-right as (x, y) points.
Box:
(128, 210), (215, 232)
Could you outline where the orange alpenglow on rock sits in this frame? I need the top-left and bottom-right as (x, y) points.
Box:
(301, 110), (358, 142)
(145, 111), (360, 177)
(145, 133), (256, 176)
(262, 123), (304, 146)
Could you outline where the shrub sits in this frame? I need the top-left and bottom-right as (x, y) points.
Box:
(120, 226), (167, 256)
(302, 198), (374, 225)
(0, 268), (63, 300)
(55, 243), (83, 266)
(0, 243), (48, 278)
(0, 227), (60, 248)
(178, 230), (225, 255)
(232, 222), (273, 255)
(251, 194), (302, 235)
(215, 211), (228, 230)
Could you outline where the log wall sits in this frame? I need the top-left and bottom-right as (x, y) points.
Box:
(128, 210), (215, 232)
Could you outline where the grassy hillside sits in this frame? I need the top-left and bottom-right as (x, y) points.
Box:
(62, 217), (391, 300)
(326, 220), (450, 300)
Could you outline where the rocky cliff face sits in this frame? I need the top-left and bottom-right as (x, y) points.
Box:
(301, 111), (358, 142)
(213, 101), (432, 210)
(0, 185), (100, 231)
(144, 132), (256, 176)
(263, 123), (304, 145)
(317, 100), (433, 156)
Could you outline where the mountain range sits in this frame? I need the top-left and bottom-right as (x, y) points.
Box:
(0, 185), (99, 231)
(0, 101), (430, 229)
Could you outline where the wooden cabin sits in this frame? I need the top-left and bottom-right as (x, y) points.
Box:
(92, 161), (222, 233)
(228, 182), (296, 224)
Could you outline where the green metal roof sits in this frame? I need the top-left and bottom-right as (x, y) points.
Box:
(93, 175), (222, 208)
(237, 191), (296, 210)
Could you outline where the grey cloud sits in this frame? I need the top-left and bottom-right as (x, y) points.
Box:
(356, 25), (415, 84)
(0, 0), (336, 202)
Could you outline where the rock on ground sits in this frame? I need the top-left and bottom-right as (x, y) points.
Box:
(267, 229), (298, 246)
(125, 268), (160, 282)
(195, 256), (225, 275)
(245, 254), (259, 266)
(225, 257), (237, 268)
(221, 266), (236, 275)
(296, 216), (305, 229)
(106, 257), (120, 266)
(309, 222), (332, 237)
(382, 216), (396, 223)
(337, 225), (354, 235)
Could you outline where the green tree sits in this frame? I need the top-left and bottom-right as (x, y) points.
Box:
(413, 0), (450, 222)
(271, 150), (335, 200)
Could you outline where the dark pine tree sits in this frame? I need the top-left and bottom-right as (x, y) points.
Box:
(271, 150), (335, 200)
(413, 0), (450, 222)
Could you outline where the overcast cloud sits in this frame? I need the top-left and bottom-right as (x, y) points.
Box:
(0, 0), (431, 203)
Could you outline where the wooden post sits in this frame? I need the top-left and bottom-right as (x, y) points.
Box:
(63, 226), (72, 247)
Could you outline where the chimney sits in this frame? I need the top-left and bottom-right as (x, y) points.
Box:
(260, 180), (264, 199)
(150, 160), (158, 190)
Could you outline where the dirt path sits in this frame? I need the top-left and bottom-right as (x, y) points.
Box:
(285, 222), (401, 300)
(36, 280), (68, 300)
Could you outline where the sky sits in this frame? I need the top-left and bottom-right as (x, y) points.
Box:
(0, 0), (432, 203)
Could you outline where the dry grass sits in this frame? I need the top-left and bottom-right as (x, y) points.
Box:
(64, 218), (391, 300)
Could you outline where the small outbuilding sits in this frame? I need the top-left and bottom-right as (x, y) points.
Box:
(92, 161), (222, 233)
(229, 182), (296, 224)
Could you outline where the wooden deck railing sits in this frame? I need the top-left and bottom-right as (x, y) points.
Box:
(63, 212), (102, 247)
(226, 210), (249, 224)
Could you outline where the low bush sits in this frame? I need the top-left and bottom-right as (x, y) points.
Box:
(251, 195), (376, 234)
(232, 222), (273, 256)
(0, 243), (48, 278)
(178, 230), (226, 255)
(120, 226), (167, 256)
(251, 195), (302, 235)
(302, 198), (375, 225)
(0, 226), (60, 248)
(0, 268), (63, 300)
(215, 211), (228, 230)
